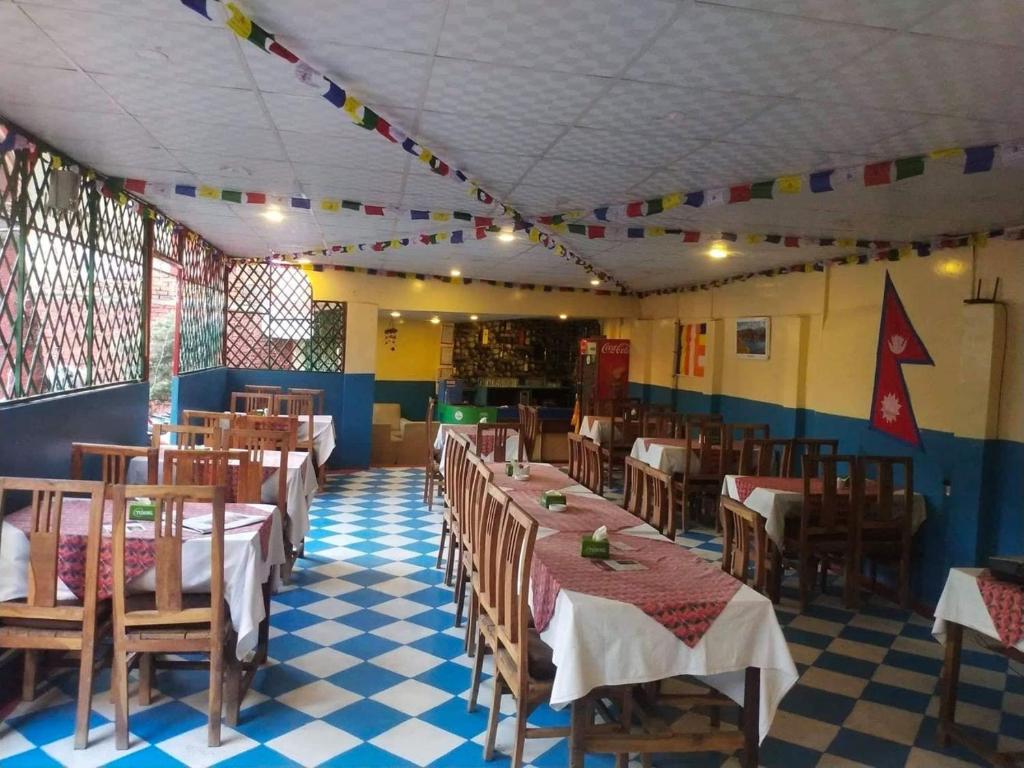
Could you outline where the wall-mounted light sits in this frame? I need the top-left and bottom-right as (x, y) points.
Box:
(390, 311), (401, 318)
(708, 242), (728, 260)
(450, 268), (461, 277)
(470, 315), (479, 321)
(430, 316), (441, 325)
(558, 313), (568, 320)
(590, 278), (601, 286)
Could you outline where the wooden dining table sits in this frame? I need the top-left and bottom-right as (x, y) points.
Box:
(491, 461), (798, 767)
(434, 423), (519, 471)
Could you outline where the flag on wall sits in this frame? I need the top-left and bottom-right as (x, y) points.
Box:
(681, 323), (707, 378)
(868, 272), (934, 446)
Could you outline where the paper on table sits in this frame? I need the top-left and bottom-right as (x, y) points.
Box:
(183, 512), (265, 534)
(593, 559), (647, 572)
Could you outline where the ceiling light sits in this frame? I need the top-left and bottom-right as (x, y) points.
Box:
(450, 268), (461, 277)
(708, 243), (729, 260)
(498, 231), (515, 243)
(469, 315), (479, 321)
(558, 313), (568, 320)
(590, 278), (601, 286)
(430, 316), (441, 325)
(261, 206), (284, 223)
(390, 311), (401, 318)
(296, 257), (311, 264)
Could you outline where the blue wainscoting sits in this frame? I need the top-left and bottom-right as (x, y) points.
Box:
(628, 382), (1024, 605)
(374, 380), (435, 421)
(171, 367), (228, 420)
(0, 383), (149, 483)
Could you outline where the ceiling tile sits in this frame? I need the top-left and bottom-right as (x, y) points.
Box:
(291, 162), (405, 194)
(0, 102), (151, 146)
(278, 129), (410, 175)
(15, 0), (215, 24)
(704, 0), (945, 29)
(136, 114), (285, 159)
(94, 74), (270, 128)
(0, 63), (119, 113)
(545, 127), (706, 168)
(171, 151), (298, 189)
(910, 0), (1024, 47)
(0, 2), (73, 66)
(416, 111), (565, 155)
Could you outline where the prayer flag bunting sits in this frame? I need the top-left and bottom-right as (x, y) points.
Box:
(964, 145), (996, 174)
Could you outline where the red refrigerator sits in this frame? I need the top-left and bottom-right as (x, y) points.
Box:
(578, 337), (631, 410)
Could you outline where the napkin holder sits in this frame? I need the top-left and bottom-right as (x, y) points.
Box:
(580, 534), (609, 559)
(128, 497), (156, 522)
(540, 491), (566, 508)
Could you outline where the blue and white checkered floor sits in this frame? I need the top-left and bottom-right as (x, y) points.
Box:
(1, 467), (1021, 767)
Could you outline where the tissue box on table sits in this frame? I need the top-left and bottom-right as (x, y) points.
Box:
(540, 491), (566, 508)
(580, 535), (609, 559)
(128, 497), (156, 522)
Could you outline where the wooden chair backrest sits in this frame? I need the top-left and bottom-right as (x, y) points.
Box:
(789, 438), (839, 477)
(229, 391), (276, 415)
(0, 478), (105, 618)
(243, 384), (281, 394)
(567, 432), (585, 483)
(226, 427), (289, 452)
(518, 405), (540, 458)
(494, 498), (538, 688)
(683, 412), (723, 424)
(623, 456), (646, 515)
(71, 442), (157, 485)
(110, 484), (224, 626)
(235, 415), (299, 450)
(445, 433), (472, 523)
(477, 484), (511, 612)
(181, 409), (234, 432)
(800, 454), (862, 536)
(275, 396), (315, 451)
(162, 448), (260, 504)
(289, 387), (325, 414)
(737, 438), (792, 477)
(579, 436), (604, 495)
(643, 464), (675, 540)
(152, 424), (220, 449)
(720, 497), (766, 589)
(724, 423), (770, 472)
(860, 455), (913, 529)
(683, 418), (726, 476)
(476, 422), (523, 463)
(461, 452), (493, 569)
(643, 411), (682, 439)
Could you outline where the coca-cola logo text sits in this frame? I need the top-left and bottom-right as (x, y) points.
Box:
(600, 341), (629, 355)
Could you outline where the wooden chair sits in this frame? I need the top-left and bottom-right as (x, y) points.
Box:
(109, 484), (229, 750)
(71, 443), (158, 485)
(0, 478), (108, 750)
(229, 391), (275, 414)
(151, 424), (220, 449)
(787, 438), (839, 477)
(181, 409), (236, 432)
(604, 402), (643, 485)
(436, 432), (471, 585)
(476, 422), (524, 463)
(453, 452), (492, 635)
(724, 424), (770, 473)
(642, 410), (683, 439)
(672, 418), (726, 532)
(243, 384), (281, 394)
(737, 438), (792, 477)
(235, 414), (300, 451)
(642, 464), (675, 540)
(623, 455), (646, 516)
(469, 484), (512, 708)
(276, 394), (320, 485)
(163, 448), (262, 504)
(518, 404), (540, 460)
(288, 387), (325, 414)
(859, 456), (915, 609)
(567, 431), (585, 483)
(423, 396), (442, 510)
(778, 454), (863, 609)
(579, 435), (605, 496)
(719, 496), (772, 595)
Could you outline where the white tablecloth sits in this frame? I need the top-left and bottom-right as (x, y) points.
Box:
(0, 506), (285, 659)
(721, 475), (927, 549)
(629, 438), (699, 474)
(578, 416), (611, 446)
(299, 415), (336, 468)
(127, 448), (317, 547)
(531, 532), (797, 743)
(434, 424), (519, 473)
(933, 567), (1024, 653)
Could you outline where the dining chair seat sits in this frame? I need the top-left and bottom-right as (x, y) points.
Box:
(0, 599), (111, 631)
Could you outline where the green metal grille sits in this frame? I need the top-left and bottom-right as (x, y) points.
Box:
(226, 261), (345, 372)
(0, 143), (144, 401)
(178, 232), (225, 373)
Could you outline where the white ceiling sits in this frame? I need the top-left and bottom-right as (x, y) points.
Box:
(2, 0), (1024, 291)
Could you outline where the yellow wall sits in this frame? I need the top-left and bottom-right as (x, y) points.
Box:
(375, 319), (442, 381)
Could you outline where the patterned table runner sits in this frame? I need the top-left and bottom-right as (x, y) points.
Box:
(977, 571), (1024, 647)
(6, 499), (274, 601)
(490, 463), (575, 494)
(734, 476), (820, 503)
(505, 488), (641, 532)
(532, 532), (741, 647)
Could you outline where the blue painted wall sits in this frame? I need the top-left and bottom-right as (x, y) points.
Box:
(0, 383), (149, 484)
(374, 380), (435, 420)
(631, 382), (1023, 605)
(171, 367), (228, 422)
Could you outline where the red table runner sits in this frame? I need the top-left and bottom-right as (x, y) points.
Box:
(977, 572), (1024, 647)
(505, 488), (642, 533)
(490, 464), (575, 494)
(734, 476), (820, 503)
(641, 438), (690, 451)
(531, 532), (741, 647)
(6, 499), (274, 601)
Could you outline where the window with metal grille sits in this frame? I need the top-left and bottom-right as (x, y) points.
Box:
(0, 140), (144, 402)
(178, 232), (225, 373)
(225, 261), (345, 372)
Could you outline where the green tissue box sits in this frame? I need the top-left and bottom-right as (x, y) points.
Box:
(128, 498), (156, 522)
(581, 535), (610, 559)
(540, 491), (566, 509)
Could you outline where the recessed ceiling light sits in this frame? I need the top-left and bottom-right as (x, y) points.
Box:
(469, 315), (479, 321)
(708, 243), (729, 260)
(590, 278), (601, 286)
(558, 313), (568, 320)
(390, 311), (401, 318)
(430, 316), (441, 325)
(450, 268), (461, 277)
(498, 231), (515, 243)
(261, 206), (284, 223)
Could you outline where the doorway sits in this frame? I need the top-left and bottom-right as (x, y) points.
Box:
(148, 258), (180, 428)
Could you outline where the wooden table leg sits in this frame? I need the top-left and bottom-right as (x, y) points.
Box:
(569, 698), (588, 768)
(742, 667), (760, 768)
(938, 621), (963, 747)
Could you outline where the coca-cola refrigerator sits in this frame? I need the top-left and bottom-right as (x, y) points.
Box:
(578, 337), (630, 410)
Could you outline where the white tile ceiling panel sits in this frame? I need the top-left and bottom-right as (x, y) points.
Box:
(242, 0), (449, 54)
(720, 101), (925, 154)
(545, 127), (706, 169)
(61, 141), (184, 172)
(441, 151), (537, 187)
(170, 151), (298, 188)
(137, 115), (285, 160)
(868, 118), (1024, 160)
(910, 0), (1024, 47)
(424, 58), (607, 125)
(154, 198), (243, 219)
(291, 163), (405, 194)
(22, 6), (250, 88)
(17, 0), (214, 25)
(416, 111), (565, 155)
(241, 43), (432, 109)
(0, 2), (72, 66)
(90, 166), (194, 187)
(93, 74), (270, 129)
(297, 185), (403, 207)
(0, 64), (119, 113)
(0, 103), (152, 146)
(579, 81), (780, 138)
(521, 160), (653, 195)
(705, 0), (945, 29)
(278, 130), (410, 175)
(804, 35), (1024, 123)
(439, 0), (679, 76)
(627, 3), (893, 96)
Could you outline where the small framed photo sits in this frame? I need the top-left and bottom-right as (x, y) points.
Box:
(440, 324), (454, 345)
(440, 345), (454, 365)
(735, 317), (770, 359)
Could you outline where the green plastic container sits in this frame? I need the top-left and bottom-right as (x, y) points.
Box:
(580, 535), (610, 559)
(437, 403), (498, 425)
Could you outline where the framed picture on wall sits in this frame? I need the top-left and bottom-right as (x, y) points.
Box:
(736, 317), (770, 359)
(440, 345), (454, 366)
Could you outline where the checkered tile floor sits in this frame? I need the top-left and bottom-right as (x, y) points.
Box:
(1, 467), (1021, 767)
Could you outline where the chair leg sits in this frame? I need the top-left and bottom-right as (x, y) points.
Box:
(138, 653), (154, 706)
(424, 469), (433, 507)
(899, 553), (911, 609)
(453, 556), (467, 629)
(511, 699), (528, 768)
(112, 640), (130, 750)
(435, 517), (449, 569)
(444, 529), (457, 586)
(464, 590), (478, 657)
(468, 630), (487, 713)
(73, 637), (98, 750)
(21, 650), (38, 701)
(483, 673), (503, 761)
(207, 641), (224, 748)
(798, 555), (812, 610)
